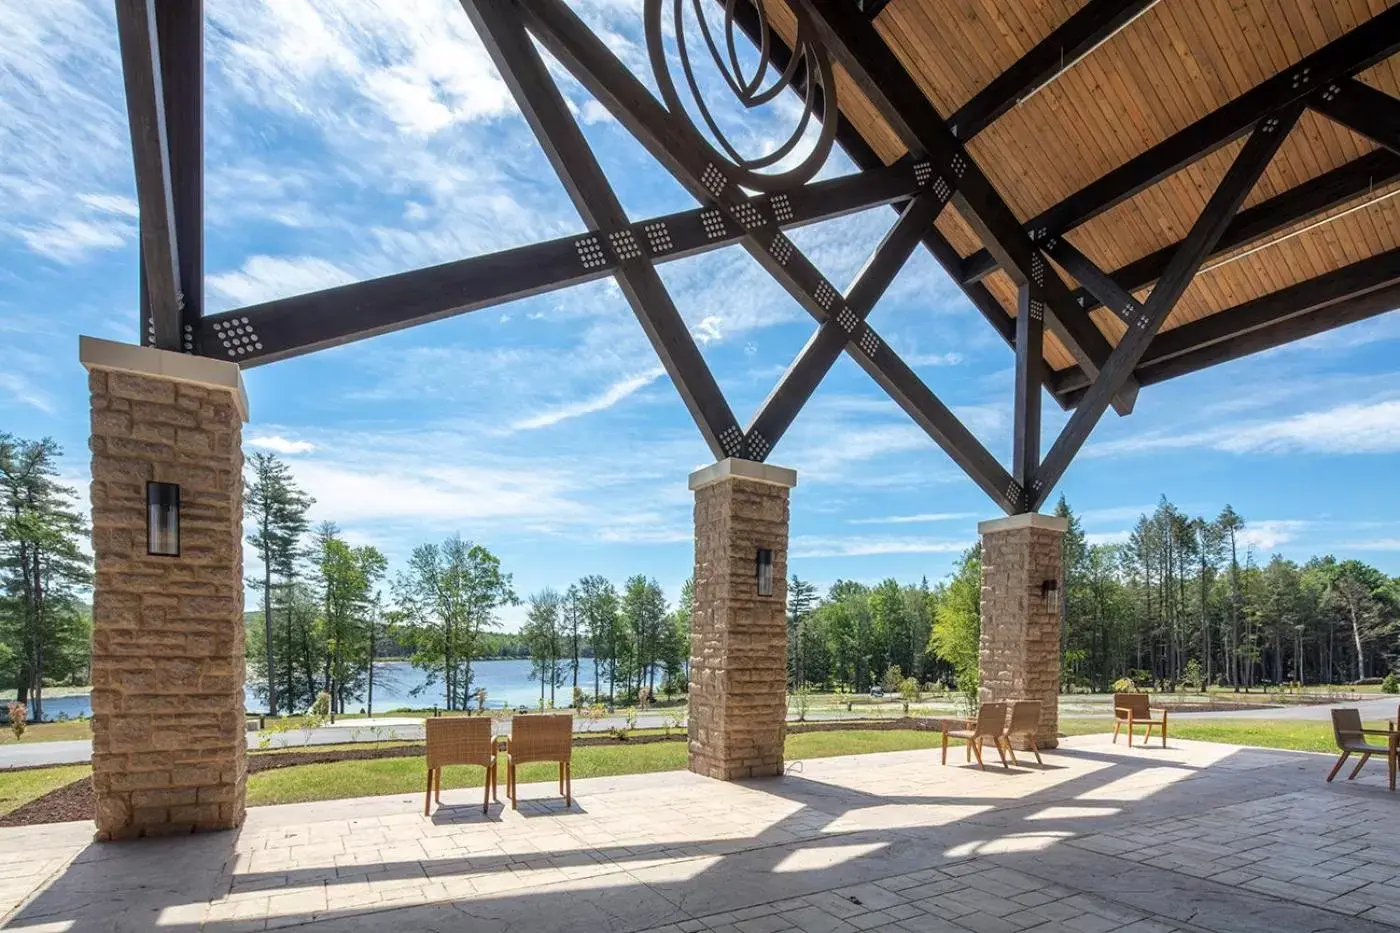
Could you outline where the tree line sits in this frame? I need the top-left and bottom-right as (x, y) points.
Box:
(0, 436), (91, 720)
(246, 453), (690, 715)
(784, 495), (1400, 699)
(1058, 496), (1400, 692)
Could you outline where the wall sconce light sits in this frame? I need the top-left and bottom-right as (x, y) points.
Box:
(756, 548), (774, 597)
(1041, 578), (1060, 615)
(147, 482), (180, 557)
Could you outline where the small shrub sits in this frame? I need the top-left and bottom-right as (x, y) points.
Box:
(1382, 673), (1399, 695)
(476, 688), (488, 713)
(7, 702), (27, 741)
(1112, 677), (1138, 694)
(898, 676), (921, 702)
(663, 708), (684, 735)
(791, 686), (811, 722)
(881, 665), (905, 694)
(573, 686), (584, 709)
(1182, 659), (1204, 692)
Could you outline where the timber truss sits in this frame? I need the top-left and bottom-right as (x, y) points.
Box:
(115, 0), (1400, 515)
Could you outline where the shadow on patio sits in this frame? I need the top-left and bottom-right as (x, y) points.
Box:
(4, 735), (1398, 932)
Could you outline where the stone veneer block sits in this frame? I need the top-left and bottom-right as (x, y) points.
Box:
(688, 459), (795, 781)
(977, 513), (1067, 749)
(81, 336), (248, 839)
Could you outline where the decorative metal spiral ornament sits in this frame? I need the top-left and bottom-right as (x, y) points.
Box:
(645, 0), (838, 193)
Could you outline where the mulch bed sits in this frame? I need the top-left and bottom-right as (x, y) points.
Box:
(0, 719), (952, 828)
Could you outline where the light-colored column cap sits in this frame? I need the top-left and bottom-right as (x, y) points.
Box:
(977, 512), (1069, 535)
(80, 335), (249, 422)
(688, 458), (797, 491)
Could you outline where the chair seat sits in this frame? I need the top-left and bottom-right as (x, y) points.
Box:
(945, 729), (983, 741)
(1118, 716), (1165, 725)
(1340, 741), (1393, 755)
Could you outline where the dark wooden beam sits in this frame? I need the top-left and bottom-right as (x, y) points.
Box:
(800, 0), (1139, 416)
(723, 0), (1075, 404)
(1046, 238), (1138, 324)
(747, 194), (945, 454)
(199, 164), (918, 365)
(522, 0), (1021, 510)
(1069, 150), (1400, 314)
(1312, 78), (1400, 157)
(462, 0), (740, 459)
(114, 0), (182, 351)
(156, 0), (202, 349)
(948, 0), (1159, 142)
(1135, 284), (1400, 387)
(960, 6), (1400, 283)
(1033, 108), (1300, 508)
(1052, 246), (1400, 397)
(1013, 284), (1045, 492)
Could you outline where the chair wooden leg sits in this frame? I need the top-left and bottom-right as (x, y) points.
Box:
(971, 738), (985, 770)
(1327, 751), (1351, 782)
(558, 762), (565, 797)
(1029, 735), (1042, 766)
(492, 760), (500, 803)
(1389, 747), (1396, 792)
(435, 767), (443, 804)
(425, 768), (433, 816)
(941, 731), (948, 766)
(1112, 720), (1121, 744)
(565, 762), (572, 807)
(994, 739), (1009, 769)
(1348, 752), (1371, 780)
(1004, 739), (1019, 767)
(1127, 715), (1134, 748)
(1161, 714), (1168, 748)
(509, 760), (518, 809)
(482, 765), (491, 815)
(965, 739), (971, 762)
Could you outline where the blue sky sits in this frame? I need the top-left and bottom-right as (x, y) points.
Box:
(3, 0), (1398, 629)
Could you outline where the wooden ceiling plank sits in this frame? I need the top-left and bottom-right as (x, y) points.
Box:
(1033, 107), (1301, 508)
(947, 0), (1160, 141)
(1071, 149), (1400, 313)
(960, 5), (1400, 284)
(802, 0), (1141, 415)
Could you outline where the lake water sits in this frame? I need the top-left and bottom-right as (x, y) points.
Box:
(24, 659), (583, 720)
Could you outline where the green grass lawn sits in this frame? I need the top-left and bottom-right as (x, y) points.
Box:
(0, 765), (91, 817)
(247, 730), (949, 807)
(0, 720), (93, 745)
(1059, 717), (1393, 753)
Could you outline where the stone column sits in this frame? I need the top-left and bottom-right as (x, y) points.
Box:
(688, 459), (796, 781)
(978, 512), (1067, 749)
(82, 336), (249, 839)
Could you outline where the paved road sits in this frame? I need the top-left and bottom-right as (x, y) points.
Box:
(4, 698), (1396, 769)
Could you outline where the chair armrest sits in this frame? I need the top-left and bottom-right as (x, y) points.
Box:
(1114, 708), (1135, 717)
(1151, 707), (1168, 718)
(1359, 728), (1396, 737)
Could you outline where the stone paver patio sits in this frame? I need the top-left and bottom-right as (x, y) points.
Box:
(2, 734), (1397, 932)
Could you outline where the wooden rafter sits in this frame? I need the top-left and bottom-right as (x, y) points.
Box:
(800, 0), (1140, 416)
(1032, 108), (1303, 508)
(959, 7), (1400, 284)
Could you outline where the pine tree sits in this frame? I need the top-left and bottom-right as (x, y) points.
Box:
(787, 576), (817, 688)
(0, 435), (90, 721)
(244, 452), (313, 715)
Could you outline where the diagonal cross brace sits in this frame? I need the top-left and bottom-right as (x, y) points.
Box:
(462, 0), (742, 460)
(798, 0), (1139, 417)
(517, 0), (1023, 512)
(1031, 107), (1303, 509)
(747, 193), (947, 456)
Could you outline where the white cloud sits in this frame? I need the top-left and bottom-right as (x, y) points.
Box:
(1086, 530), (1130, 546)
(247, 435), (316, 455)
(19, 218), (131, 263)
(0, 372), (56, 414)
(76, 193), (138, 217)
(1077, 504), (1157, 523)
(1237, 520), (1311, 552)
(512, 367), (665, 431)
(903, 351), (965, 367)
(1337, 538), (1400, 551)
(792, 536), (971, 559)
(848, 512), (975, 525)
(208, 255), (360, 307)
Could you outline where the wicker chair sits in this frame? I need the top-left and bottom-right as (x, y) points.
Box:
(424, 716), (497, 816)
(1328, 708), (1397, 790)
(1113, 693), (1167, 748)
(505, 714), (573, 808)
(1004, 699), (1043, 766)
(942, 703), (1009, 770)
